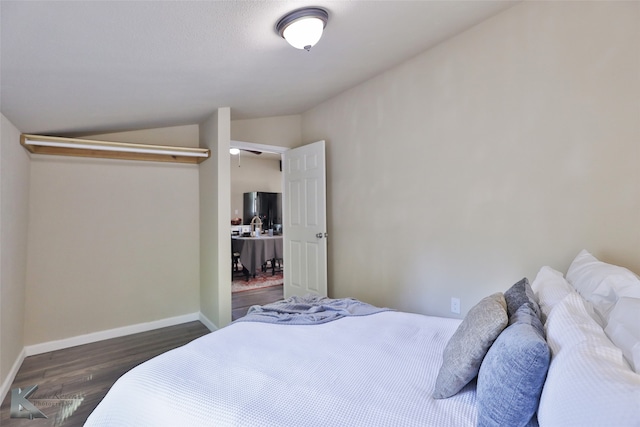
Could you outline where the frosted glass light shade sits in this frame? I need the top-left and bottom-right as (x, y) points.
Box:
(229, 148), (240, 155)
(283, 17), (324, 50)
(276, 7), (328, 51)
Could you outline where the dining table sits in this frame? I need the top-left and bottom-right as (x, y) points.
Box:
(232, 235), (283, 280)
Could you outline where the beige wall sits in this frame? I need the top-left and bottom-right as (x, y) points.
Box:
(199, 108), (232, 328)
(230, 156), (282, 221)
(302, 1), (640, 318)
(231, 115), (301, 148)
(86, 124), (199, 148)
(0, 114), (31, 388)
(24, 129), (201, 345)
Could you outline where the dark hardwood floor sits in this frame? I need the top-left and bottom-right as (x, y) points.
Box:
(0, 321), (210, 427)
(232, 284), (283, 321)
(0, 285), (282, 426)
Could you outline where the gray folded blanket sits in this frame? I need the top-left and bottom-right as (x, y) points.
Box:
(235, 294), (392, 325)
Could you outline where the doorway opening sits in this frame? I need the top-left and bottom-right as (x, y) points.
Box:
(230, 140), (288, 320)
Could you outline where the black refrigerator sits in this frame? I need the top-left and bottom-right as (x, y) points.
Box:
(243, 192), (282, 232)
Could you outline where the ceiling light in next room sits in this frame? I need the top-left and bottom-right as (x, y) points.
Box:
(276, 7), (329, 51)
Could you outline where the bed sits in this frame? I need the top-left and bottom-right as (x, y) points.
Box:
(85, 250), (640, 426)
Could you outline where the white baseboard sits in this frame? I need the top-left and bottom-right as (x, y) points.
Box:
(198, 312), (218, 332)
(25, 312), (201, 357)
(0, 347), (26, 404)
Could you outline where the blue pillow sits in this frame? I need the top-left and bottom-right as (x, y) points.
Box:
(504, 277), (541, 321)
(477, 304), (550, 427)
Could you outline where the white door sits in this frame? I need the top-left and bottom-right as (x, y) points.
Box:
(282, 140), (327, 298)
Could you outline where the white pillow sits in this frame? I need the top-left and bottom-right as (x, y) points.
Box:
(544, 292), (611, 355)
(538, 292), (640, 426)
(566, 249), (640, 324)
(531, 266), (573, 321)
(605, 297), (640, 373)
(531, 266), (602, 327)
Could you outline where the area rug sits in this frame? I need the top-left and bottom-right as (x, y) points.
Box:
(232, 266), (283, 293)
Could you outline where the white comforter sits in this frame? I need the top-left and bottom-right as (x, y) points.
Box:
(85, 311), (477, 426)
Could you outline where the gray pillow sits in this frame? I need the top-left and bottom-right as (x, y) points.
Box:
(504, 278), (541, 321)
(477, 303), (550, 427)
(432, 292), (508, 399)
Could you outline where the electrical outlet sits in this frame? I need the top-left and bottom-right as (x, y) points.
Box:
(451, 297), (461, 314)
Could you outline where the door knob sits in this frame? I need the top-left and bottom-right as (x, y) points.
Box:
(316, 232), (328, 239)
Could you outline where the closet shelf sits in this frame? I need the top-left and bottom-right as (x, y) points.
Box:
(20, 134), (210, 164)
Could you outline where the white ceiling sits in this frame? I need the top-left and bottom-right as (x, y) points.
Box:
(1, 1), (516, 136)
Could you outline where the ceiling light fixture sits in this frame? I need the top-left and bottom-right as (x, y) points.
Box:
(276, 7), (328, 51)
(229, 148), (240, 155)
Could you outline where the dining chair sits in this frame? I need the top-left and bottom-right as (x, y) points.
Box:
(232, 252), (242, 276)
